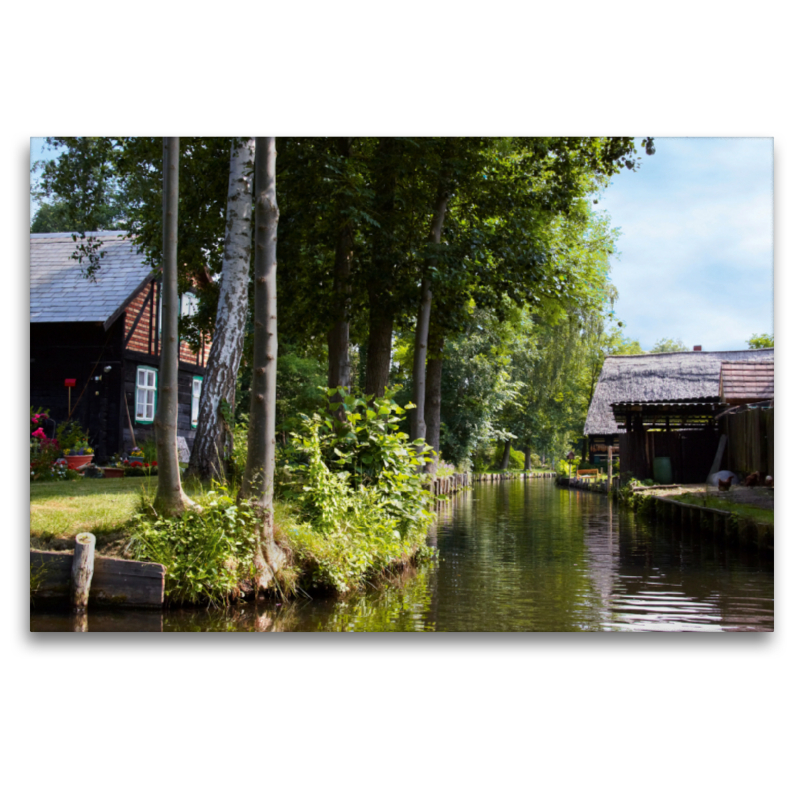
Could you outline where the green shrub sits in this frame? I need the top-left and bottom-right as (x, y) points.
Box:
(281, 388), (435, 592)
(127, 484), (259, 606)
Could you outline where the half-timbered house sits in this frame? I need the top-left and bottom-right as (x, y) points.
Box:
(30, 232), (209, 462)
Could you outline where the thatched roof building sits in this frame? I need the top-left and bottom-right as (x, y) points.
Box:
(585, 349), (775, 437)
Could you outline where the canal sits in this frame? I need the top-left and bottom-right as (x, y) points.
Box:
(30, 480), (774, 632)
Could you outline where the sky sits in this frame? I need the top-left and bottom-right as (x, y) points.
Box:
(30, 136), (774, 355)
(596, 137), (773, 352)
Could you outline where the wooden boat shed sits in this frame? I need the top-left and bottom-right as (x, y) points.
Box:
(584, 348), (774, 483)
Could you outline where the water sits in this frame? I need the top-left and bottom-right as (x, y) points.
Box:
(30, 481), (774, 632)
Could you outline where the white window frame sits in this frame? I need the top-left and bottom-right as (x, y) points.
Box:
(135, 366), (158, 423)
(181, 292), (198, 318)
(191, 376), (203, 429)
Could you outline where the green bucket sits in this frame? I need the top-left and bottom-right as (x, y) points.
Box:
(653, 456), (673, 485)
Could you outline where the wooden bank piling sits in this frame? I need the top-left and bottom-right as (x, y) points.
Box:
(71, 533), (96, 613)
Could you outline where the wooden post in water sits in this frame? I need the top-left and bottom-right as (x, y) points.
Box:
(71, 532), (96, 613)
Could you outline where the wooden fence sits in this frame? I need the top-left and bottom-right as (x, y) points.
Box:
(723, 408), (774, 476)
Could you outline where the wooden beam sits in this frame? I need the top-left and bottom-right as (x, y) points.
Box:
(31, 551), (165, 608)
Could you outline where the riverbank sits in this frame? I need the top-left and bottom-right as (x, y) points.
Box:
(555, 475), (774, 550)
(32, 479), (775, 632)
(30, 476), (435, 608)
(474, 470), (556, 482)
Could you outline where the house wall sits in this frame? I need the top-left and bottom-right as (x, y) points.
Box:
(124, 281), (209, 367)
(30, 320), (126, 460)
(30, 285), (210, 462)
(121, 357), (205, 456)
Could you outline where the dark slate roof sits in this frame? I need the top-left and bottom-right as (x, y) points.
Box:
(719, 360), (774, 404)
(30, 232), (154, 328)
(585, 349), (775, 435)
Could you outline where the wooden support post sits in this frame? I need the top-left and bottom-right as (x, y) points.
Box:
(71, 532), (96, 613)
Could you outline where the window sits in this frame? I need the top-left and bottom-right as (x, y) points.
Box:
(136, 366), (158, 423)
(191, 376), (203, 428)
(181, 293), (198, 318)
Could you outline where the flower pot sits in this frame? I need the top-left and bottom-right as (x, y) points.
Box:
(103, 467), (125, 478)
(65, 454), (94, 471)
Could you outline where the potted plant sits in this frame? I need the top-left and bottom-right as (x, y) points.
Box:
(56, 421), (95, 471)
(103, 454), (125, 479)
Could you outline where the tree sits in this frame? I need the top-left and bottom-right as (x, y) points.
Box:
(186, 138), (256, 480)
(651, 337), (686, 353)
(153, 137), (194, 516)
(747, 333), (774, 349)
(240, 137), (283, 591)
(31, 199), (125, 234)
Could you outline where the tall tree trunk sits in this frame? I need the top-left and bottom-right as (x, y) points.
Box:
(327, 137), (354, 396)
(410, 187), (450, 445)
(523, 446), (532, 471)
(364, 138), (399, 398)
(364, 300), (393, 398)
(187, 137), (255, 481)
(154, 137), (192, 516)
(499, 440), (511, 471)
(423, 330), (445, 475)
(240, 137), (282, 591)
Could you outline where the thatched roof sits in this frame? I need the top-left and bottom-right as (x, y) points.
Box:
(584, 349), (775, 435)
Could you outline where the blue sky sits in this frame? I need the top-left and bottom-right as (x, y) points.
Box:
(596, 137), (773, 352)
(30, 136), (774, 353)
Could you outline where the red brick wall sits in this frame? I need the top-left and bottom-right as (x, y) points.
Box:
(124, 282), (208, 367)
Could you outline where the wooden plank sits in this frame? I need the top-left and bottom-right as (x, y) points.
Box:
(31, 551), (165, 608)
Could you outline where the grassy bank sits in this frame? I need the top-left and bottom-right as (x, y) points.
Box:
(30, 476), (431, 603)
(670, 492), (774, 526)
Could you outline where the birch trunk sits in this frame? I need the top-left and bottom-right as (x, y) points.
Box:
(240, 137), (283, 591)
(187, 138), (255, 480)
(154, 137), (193, 516)
(410, 188), (449, 446)
(327, 137), (354, 396)
(423, 331), (444, 475)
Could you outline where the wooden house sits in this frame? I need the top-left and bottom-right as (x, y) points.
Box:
(30, 232), (209, 462)
(584, 348), (774, 483)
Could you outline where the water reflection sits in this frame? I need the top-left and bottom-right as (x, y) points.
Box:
(30, 482), (774, 632)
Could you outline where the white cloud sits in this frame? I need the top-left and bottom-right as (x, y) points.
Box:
(598, 137), (773, 351)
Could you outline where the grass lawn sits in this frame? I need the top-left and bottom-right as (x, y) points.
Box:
(30, 476), (299, 551)
(30, 477), (158, 543)
(30, 476), (207, 546)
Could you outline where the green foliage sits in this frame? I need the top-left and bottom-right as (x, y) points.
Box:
(650, 337), (686, 353)
(127, 484), (258, 606)
(230, 413), (250, 483)
(55, 420), (92, 454)
(276, 347), (327, 441)
(287, 388), (433, 536)
(747, 333), (774, 349)
(280, 388), (435, 592)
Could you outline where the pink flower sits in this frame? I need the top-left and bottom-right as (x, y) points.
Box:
(31, 428), (46, 439)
